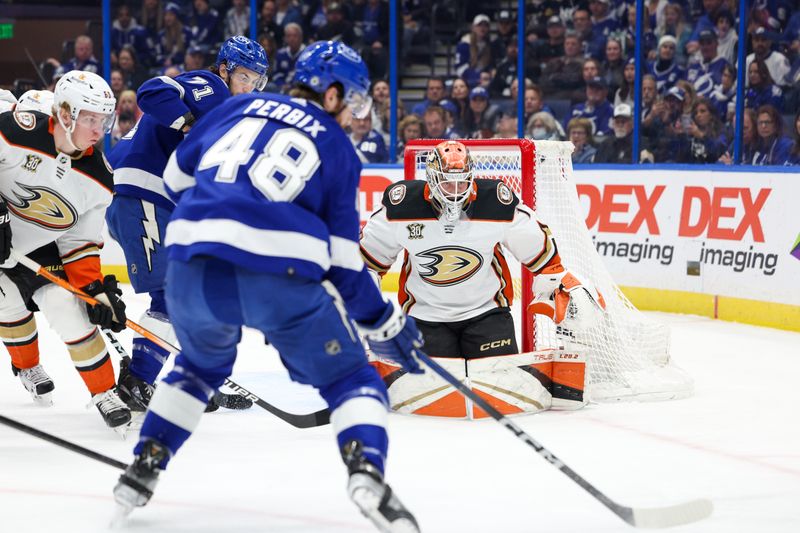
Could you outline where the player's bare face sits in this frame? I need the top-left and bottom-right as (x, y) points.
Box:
(71, 110), (112, 150)
(228, 67), (265, 95)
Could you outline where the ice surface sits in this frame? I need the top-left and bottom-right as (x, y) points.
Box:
(1, 288), (798, 533)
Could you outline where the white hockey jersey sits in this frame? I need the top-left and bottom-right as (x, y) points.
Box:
(0, 110), (113, 287)
(360, 179), (560, 322)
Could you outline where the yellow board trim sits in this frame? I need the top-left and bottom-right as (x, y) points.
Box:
(378, 272), (800, 333)
(103, 265), (130, 284)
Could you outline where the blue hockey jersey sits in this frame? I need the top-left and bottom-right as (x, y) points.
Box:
(108, 70), (231, 208)
(162, 92), (387, 322)
(686, 56), (729, 98)
(351, 129), (388, 163)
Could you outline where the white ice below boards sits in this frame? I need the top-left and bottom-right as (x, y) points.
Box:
(0, 288), (798, 532)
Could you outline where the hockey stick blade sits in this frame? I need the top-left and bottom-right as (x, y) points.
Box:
(0, 414), (126, 470)
(223, 379), (330, 429)
(625, 499), (714, 529)
(416, 352), (713, 528)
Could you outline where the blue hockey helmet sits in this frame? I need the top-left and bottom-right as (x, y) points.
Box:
(216, 36), (269, 90)
(292, 41), (372, 118)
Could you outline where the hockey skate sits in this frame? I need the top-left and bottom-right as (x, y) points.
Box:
(13, 364), (55, 406)
(117, 356), (154, 412)
(91, 387), (132, 429)
(343, 440), (420, 533)
(113, 439), (169, 520)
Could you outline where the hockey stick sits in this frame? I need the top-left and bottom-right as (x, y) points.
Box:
(416, 351), (713, 528)
(99, 328), (252, 411)
(10, 251), (330, 428)
(0, 413), (125, 470)
(23, 48), (49, 89)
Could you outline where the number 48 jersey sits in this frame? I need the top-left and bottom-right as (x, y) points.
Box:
(163, 92), (387, 323)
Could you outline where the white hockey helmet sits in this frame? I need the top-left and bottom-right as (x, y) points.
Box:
(17, 90), (55, 115)
(54, 70), (116, 134)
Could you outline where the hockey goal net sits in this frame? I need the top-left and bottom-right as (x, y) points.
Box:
(403, 139), (693, 402)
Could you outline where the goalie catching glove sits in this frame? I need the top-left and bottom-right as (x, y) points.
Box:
(82, 275), (127, 332)
(528, 268), (606, 331)
(358, 302), (425, 375)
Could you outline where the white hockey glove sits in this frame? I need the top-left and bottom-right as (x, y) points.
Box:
(528, 269), (606, 331)
(358, 302), (425, 374)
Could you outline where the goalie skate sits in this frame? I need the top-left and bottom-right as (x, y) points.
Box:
(343, 441), (419, 533)
(13, 364), (55, 406)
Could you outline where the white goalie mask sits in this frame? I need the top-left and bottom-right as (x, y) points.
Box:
(425, 140), (475, 222)
(54, 71), (116, 149)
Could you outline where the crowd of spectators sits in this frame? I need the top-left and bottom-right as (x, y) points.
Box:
(37, 0), (800, 164)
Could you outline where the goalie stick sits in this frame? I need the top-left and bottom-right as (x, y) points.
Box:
(416, 351), (713, 529)
(0, 413), (126, 470)
(11, 251), (331, 429)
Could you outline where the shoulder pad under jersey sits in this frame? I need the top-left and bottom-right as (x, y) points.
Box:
(466, 179), (519, 221)
(381, 180), (437, 220)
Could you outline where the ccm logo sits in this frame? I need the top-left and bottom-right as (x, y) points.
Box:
(480, 339), (512, 351)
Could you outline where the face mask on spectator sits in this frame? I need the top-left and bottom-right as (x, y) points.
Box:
(531, 127), (548, 139)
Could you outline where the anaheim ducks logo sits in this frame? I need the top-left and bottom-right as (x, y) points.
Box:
(3, 183), (78, 230)
(416, 246), (483, 286)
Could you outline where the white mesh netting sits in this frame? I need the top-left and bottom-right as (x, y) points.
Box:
(407, 139), (693, 402)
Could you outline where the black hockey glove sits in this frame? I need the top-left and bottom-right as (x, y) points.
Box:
(0, 201), (12, 263)
(82, 275), (127, 332)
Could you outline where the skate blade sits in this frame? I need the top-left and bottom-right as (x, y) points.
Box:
(32, 392), (54, 407)
(351, 487), (420, 533)
(109, 502), (133, 529)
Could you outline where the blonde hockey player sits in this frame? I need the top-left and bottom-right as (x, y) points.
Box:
(360, 140), (605, 417)
(0, 71), (130, 429)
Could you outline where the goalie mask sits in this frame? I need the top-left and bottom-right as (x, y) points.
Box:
(425, 141), (475, 222)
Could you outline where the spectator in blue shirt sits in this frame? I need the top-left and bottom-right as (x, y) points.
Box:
(685, 0), (726, 57)
(157, 3), (193, 66)
(54, 35), (101, 80)
(314, 2), (355, 45)
(350, 112), (389, 164)
(411, 77), (445, 116)
(568, 76), (614, 137)
(455, 14), (493, 87)
(112, 4), (153, 67)
(709, 63), (737, 123)
(745, 58), (784, 110)
(787, 112), (800, 165)
(190, 0), (220, 50)
(753, 105), (793, 165)
(648, 35), (686, 94)
(568, 118), (597, 163)
(271, 23), (305, 88)
(589, 0), (619, 42)
(464, 87), (502, 139)
(686, 30), (729, 98)
(275, 0), (303, 29)
(572, 8), (606, 61)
